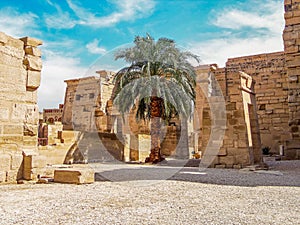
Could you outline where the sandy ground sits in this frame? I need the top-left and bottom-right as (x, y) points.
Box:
(0, 160), (299, 225)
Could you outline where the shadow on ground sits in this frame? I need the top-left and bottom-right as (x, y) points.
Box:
(92, 160), (300, 187)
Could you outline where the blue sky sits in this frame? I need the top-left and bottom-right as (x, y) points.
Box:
(0, 0), (284, 110)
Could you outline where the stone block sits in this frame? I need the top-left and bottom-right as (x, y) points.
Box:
(284, 11), (293, 19)
(32, 155), (47, 168)
(11, 154), (23, 170)
(26, 70), (41, 90)
(0, 154), (11, 171)
(215, 164), (226, 168)
(238, 139), (248, 148)
(233, 125), (246, 132)
(294, 10), (300, 17)
(0, 108), (9, 121)
(202, 118), (211, 126)
(25, 90), (38, 103)
(6, 170), (18, 183)
(3, 125), (23, 135)
(6, 37), (24, 50)
(219, 156), (235, 166)
(235, 153), (250, 165)
(54, 168), (94, 184)
(0, 48), (23, 66)
(287, 58), (300, 67)
(0, 136), (23, 144)
(0, 171), (6, 182)
(20, 37), (43, 47)
(218, 147), (227, 156)
(233, 164), (242, 169)
(0, 45), (24, 59)
(289, 75), (299, 82)
(226, 102), (236, 110)
(0, 32), (8, 44)
(23, 55), (42, 71)
(25, 46), (42, 57)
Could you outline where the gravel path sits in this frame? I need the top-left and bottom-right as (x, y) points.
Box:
(0, 160), (299, 225)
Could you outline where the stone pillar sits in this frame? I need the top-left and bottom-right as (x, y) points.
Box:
(175, 116), (189, 159)
(283, 0), (300, 159)
(240, 72), (262, 164)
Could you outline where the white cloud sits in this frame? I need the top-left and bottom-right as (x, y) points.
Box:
(189, 0), (285, 67)
(212, 0), (284, 34)
(0, 7), (38, 37)
(86, 39), (107, 54)
(44, 0), (77, 29)
(45, 0), (156, 29)
(38, 50), (87, 109)
(45, 11), (76, 29)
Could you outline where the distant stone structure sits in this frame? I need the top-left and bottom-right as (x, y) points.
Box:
(62, 70), (115, 131)
(43, 104), (64, 124)
(0, 32), (42, 182)
(61, 0), (300, 167)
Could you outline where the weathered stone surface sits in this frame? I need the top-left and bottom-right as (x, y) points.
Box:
(0, 45), (24, 59)
(54, 168), (95, 184)
(25, 46), (42, 57)
(26, 70), (41, 90)
(23, 55), (42, 71)
(0, 47), (23, 65)
(0, 171), (6, 182)
(0, 31), (42, 183)
(6, 170), (18, 183)
(0, 108), (9, 121)
(2, 125), (23, 135)
(10, 154), (23, 170)
(215, 164), (226, 168)
(6, 37), (24, 50)
(284, 0), (300, 153)
(0, 31), (8, 44)
(20, 37), (43, 47)
(219, 156), (235, 166)
(32, 155), (47, 168)
(0, 154), (11, 171)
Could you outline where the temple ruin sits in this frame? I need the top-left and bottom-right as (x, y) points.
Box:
(0, 0), (299, 183)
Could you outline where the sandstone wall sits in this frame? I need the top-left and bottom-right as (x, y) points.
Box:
(62, 72), (115, 132)
(195, 65), (262, 168)
(284, 0), (300, 159)
(0, 32), (42, 183)
(225, 52), (289, 154)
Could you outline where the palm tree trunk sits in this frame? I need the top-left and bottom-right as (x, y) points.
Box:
(145, 96), (164, 163)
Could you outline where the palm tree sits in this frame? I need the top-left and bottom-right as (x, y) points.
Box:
(112, 34), (199, 163)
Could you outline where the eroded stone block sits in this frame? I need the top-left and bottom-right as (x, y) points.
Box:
(25, 46), (42, 57)
(54, 168), (94, 184)
(20, 37), (43, 47)
(26, 70), (41, 90)
(23, 55), (42, 71)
